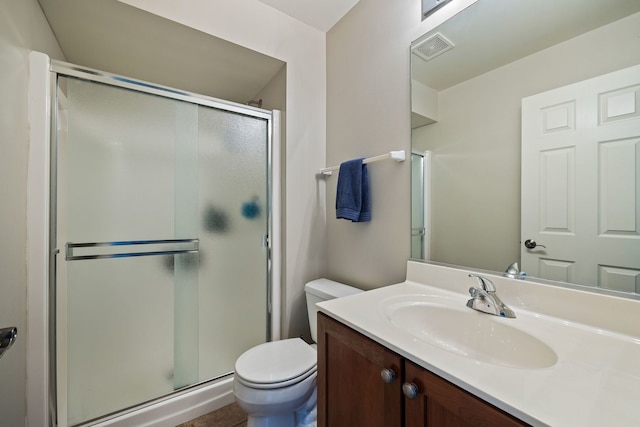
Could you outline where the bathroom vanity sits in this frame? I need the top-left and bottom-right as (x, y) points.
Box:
(316, 261), (640, 426)
(317, 312), (525, 426)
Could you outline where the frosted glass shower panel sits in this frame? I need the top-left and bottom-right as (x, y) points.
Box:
(65, 257), (174, 425)
(55, 70), (272, 426)
(173, 102), (200, 389)
(59, 77), (199, 425)
(63, 78), (181, 241)
(197, 108), (269, 381)
(411, 153), (425, 259)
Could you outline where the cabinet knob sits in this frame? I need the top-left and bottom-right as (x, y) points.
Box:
(380, 368), (396, 384)
(402, 382), (419, 399)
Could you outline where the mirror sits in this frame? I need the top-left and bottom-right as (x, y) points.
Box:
(411, 0), (640, 294)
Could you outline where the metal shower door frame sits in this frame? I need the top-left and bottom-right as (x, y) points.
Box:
(48, 60), (277, 426)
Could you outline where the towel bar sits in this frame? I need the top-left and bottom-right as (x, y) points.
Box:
(319, 150), (405, 175)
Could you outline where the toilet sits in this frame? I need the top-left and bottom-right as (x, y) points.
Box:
(233, 278), (363, 427)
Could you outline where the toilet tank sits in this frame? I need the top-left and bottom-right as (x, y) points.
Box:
(305, 278), (363, 343)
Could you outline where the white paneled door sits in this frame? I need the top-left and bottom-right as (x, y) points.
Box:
(521, 64), (640, 292)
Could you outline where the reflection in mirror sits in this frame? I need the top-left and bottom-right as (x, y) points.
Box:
(421, 0), (453, 20)
(410, 0), (640, 295)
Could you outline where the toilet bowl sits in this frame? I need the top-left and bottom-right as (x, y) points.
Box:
(233, 279), (362, 427)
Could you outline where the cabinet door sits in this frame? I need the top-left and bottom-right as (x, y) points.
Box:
(404, 361), (528, 427)
(317, 313), (403, 427)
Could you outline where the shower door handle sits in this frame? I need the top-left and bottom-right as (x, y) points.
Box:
(0, 327), (17, 359)
(65, 238), (199, 261)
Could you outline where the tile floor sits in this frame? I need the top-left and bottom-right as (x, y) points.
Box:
(177, 402), (247, 427)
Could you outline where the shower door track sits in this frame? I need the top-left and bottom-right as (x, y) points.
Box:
(50, 61), (273, 120)
(72, 373), (234, 427)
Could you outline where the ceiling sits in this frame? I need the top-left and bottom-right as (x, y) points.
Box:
(256, 0), (360, 32)
(412, 0), (640, 91)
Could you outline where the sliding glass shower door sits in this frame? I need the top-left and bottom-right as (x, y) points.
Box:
(54, 71), (271, 426)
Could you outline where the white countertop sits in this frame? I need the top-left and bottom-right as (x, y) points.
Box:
(317, 261), (640, 427)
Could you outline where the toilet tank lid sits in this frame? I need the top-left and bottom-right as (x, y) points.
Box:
(304, 278), (363, 300)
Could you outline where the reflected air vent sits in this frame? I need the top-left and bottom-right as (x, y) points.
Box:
(412, 33), (454, 62)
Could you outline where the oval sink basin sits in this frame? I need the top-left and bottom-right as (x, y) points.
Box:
(380, 295), (557, 369)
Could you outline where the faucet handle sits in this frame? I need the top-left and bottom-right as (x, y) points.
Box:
(468, 274), (496, 293)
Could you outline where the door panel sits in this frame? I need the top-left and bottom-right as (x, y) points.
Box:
(521, 64), (640, 291)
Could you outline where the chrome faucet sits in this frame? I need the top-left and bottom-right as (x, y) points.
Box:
(466, 274), (516, 318)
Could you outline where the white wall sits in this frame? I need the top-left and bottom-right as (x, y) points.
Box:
(325, 0), (476, 288)
(255, 65), (287, 113)
(413, 11), (640, 272)
(0, 0), (64, 425)
(118, 0), (327, 338)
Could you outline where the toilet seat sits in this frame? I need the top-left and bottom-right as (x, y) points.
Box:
(235, 338), (317, 389)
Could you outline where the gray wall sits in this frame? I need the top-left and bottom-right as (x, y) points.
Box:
(0, 0), (64, 424)
(326, 0), (412, 288)
(325, 0), (473, 288)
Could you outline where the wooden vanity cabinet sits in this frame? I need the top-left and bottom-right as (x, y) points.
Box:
(317, 313), (528, 427)
(317, 312), (403, 427)
(404, 360), (527, 427)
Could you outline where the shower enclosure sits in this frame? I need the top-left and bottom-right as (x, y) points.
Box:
(411, 151), (431, 260)
(50, 62), (275, 426)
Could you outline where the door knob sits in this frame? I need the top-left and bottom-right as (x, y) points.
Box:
(380, 368), (396, 384)
(524, 239), (546, 249)
(0, 327), (17, 359)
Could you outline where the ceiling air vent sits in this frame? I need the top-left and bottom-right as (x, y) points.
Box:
(412, 32), (454, 62)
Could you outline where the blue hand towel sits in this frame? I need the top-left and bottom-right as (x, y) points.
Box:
(336, 158), (371, 222)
